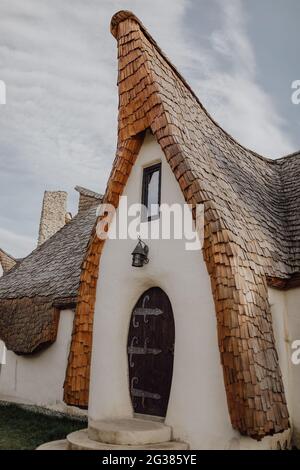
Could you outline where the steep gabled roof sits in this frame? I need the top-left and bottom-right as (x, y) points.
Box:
(111, 11), (300, 279)
(0, 194), (99, 354)
(64, 11), (294, 438)
(0, 206), (97, 300)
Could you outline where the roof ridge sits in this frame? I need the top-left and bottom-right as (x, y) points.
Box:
(276, 149), (300, 162)
(75, 185), (103, 200)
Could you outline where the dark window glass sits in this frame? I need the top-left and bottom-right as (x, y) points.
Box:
(141, 163), (161, 221)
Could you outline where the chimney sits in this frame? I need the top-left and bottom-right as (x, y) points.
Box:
(37, 191), (68, 246)
(75, 186), (103, 214)
(0, 249), (17, 275)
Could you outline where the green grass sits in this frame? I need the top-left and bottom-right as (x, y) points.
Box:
(0, 403), (85, 450)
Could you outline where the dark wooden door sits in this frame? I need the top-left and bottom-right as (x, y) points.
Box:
(127, 287), (175, 417)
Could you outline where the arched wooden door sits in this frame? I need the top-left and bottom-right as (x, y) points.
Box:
(127, 287), (175, 417)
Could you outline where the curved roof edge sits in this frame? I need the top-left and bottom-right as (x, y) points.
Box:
(277, 150), (300, 162)
(110, 10), (299, 164)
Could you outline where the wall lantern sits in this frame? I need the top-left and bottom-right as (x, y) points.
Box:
(131, 237), (149, 268)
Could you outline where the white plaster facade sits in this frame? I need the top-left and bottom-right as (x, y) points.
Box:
(88, 133), (292, 449)
(269, 287), (300, 447)
(0, 309), (75, 412)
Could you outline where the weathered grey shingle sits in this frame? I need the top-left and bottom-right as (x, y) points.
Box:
(0, 206), (97, 300)
(276, 151), (300, 273)
(0, 203), (98, 353)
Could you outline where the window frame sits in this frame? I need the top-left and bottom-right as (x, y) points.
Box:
(141, 162), (162, 222)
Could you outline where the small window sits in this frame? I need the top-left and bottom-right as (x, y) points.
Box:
(141, 163), (161, 221)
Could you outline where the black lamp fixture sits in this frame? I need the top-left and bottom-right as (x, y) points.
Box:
(131, 237), (149, 268)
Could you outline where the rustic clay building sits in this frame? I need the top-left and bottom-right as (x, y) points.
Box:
(0, 186), (101, 409)
(2, 10), (300, 450)
(60, 11), (300, 450)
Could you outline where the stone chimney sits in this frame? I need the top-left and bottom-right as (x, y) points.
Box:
(75, 186), (103, 214)
(37, 191), (68, 246)
(0, 249), (17, 275)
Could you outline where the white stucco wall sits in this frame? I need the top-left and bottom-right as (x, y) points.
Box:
(269, 287), (300, 447)
(88, 132), (289, 449)
(0, 308), (74, 410)
(0, 264), (3, 277)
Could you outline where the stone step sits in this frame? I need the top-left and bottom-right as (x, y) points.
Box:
(88, 418), (172, 445)
(37, 439), (68, 450)
(67, 429), (189, 450)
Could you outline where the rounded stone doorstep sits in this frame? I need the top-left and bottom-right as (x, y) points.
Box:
(67, 429), (189, 450)
(88, 418), (172, 445)
(36, 439), (68, 450)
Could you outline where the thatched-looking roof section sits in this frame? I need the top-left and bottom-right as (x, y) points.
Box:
(64, 11), (299, 438)
(0, 203), (98, 354)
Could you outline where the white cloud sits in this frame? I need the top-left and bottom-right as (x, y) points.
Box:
(0, 227), (35, 259)
(0, 0), (190, 256)
(0, 0), (296, 258)
(187, 0), (295, 157)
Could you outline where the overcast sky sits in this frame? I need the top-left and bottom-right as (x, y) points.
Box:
(0, 0), (299, 258)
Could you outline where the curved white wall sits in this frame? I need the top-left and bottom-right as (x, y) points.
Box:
(269, 287), (300, 447)
(0, 309), (74, 409)
(89, 133), (245, 449)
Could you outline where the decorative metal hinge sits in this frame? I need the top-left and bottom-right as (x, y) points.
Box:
(132, 294), (163, 327)
(131, 377), (161, 408)
(128, 337), (161, 367)
(132, 307), (163, 327)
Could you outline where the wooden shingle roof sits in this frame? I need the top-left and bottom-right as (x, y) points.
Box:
(64, 11), (297, 438)
(0, 206), (97, 300)
(0, 201), (99, 354)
